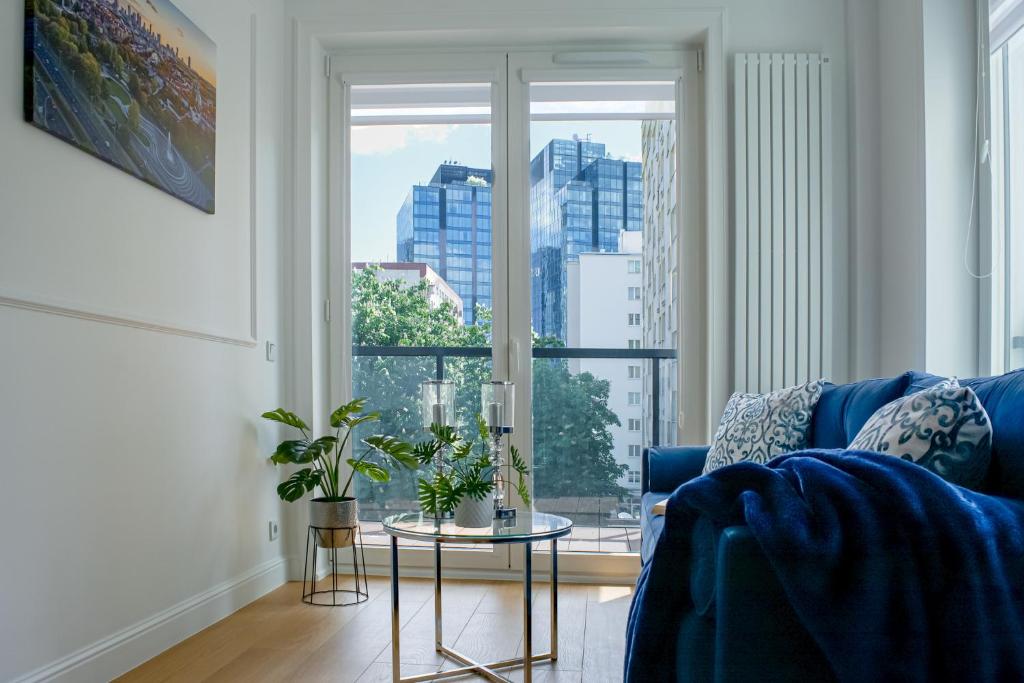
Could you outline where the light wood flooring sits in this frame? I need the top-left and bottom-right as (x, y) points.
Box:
(117, 576), (634, 683)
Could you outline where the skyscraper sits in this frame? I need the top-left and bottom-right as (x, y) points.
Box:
(396, 163), (493, 324)
(640, 120), (679, 448)
(530, 137), (643, 341)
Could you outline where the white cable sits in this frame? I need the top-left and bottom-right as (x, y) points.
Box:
(965, 0), (995, 279)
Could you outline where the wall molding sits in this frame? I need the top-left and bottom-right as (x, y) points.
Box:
(1, 13), (262, 349)
(0, 289), (258, 347)
(10, 557), (287, 683)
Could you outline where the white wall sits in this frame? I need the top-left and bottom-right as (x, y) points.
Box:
(854, 0), (983, 378)
(922, 0), (981, 377)
(0, 0), (288, 680)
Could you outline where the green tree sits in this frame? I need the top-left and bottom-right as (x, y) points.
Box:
(128, 100), (140, 132)
(350, 265), (626, 513)
(78, 53), (102, 99)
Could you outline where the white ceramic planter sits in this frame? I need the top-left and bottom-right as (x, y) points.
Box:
(454, 495), (494, 528)
(310, 497), (358, 548)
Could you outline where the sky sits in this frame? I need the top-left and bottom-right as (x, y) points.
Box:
(125, 0), (217, 86)
(350, 120), (642, 262)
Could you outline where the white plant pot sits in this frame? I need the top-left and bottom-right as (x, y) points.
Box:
(310, 497), (358, 548)
(454, 496), (494, 528)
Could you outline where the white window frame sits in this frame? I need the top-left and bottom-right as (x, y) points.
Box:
(315, 35), (711, 584)
(329, 51), (513, 574)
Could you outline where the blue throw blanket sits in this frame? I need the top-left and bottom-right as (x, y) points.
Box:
(625, 450), (1024, 682)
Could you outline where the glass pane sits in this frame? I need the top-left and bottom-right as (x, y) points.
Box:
(1007, 33), (1024, 370)
(991, 47), (1007, 373)
(528, 84), (678, 554)
(349, 84), (494, 547)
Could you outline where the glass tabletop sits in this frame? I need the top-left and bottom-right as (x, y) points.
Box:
(382, 510), (573, 544)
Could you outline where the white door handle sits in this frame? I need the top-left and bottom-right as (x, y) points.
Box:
(509, 338), (520, 378)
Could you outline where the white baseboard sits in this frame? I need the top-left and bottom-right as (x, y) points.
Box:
(12, 556), (287, 683)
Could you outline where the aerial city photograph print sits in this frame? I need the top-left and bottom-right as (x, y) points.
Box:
(24, 0), (216, 213)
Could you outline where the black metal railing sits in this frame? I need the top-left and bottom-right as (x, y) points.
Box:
(352, 345), (676, 446)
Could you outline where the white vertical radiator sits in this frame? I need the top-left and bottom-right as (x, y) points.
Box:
(734, 53), (833, 393)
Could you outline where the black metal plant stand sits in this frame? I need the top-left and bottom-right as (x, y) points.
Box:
(302, 524), (369, 606)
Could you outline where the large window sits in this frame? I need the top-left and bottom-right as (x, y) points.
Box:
(335, 51), (691, 566)
(990, 0), (1024, 371)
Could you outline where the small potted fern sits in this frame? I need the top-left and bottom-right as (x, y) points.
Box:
(415, 417), (530, 527)
(263, 398), (415, 547)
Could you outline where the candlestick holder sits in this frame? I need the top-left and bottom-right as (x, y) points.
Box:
(421, 380), (456, 520)
(481, 381), (516, 521)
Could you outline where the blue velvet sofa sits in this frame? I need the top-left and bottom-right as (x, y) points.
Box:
(639, 369), (1024, 682)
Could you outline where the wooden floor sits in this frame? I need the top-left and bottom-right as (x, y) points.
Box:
(117, 576), (634, 683)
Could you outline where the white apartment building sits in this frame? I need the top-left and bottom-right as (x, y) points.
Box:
(566, 231), (645, 496)
(640, 120), (679, 449)
(352, 261), (464, 323)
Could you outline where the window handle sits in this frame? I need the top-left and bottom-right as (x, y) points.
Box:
(510, 338), (520, 378)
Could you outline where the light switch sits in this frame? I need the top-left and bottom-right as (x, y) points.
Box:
(265, 341), (276, 362)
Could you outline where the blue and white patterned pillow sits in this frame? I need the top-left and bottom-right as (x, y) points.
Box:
(848, 378), (993, 488)
(703, 381), (825, 474)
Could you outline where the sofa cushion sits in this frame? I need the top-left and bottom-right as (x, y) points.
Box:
(703, 381), (824, 474)
(810, 373), (911, 448)
(906, 370), (1024, 498)
(965, 370), (1024, 498)
(849, 379), (993, 488)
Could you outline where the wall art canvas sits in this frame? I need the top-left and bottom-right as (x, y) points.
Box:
(24, 0), (216, 213)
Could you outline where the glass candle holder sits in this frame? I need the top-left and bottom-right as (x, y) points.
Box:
(421, 380), (455, 430)
(481, 381), (515, 434)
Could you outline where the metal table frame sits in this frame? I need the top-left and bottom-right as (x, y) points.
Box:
(386, 521), (572, 683)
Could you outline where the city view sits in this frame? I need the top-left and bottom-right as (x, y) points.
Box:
(25, 0), (216, 212)
(350, 108), (679, 553)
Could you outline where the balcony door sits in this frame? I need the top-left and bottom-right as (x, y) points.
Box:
(505, 51), (695, 578)
(330, 48), (697, 578)
(333, 51), (511, 572)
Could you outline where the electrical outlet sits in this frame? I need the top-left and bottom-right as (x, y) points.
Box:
(268, 520), (279, 541)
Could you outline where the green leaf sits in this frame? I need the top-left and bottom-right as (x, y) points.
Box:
(329, 397), (368, 428)
(270, 439), (312, 465)
(348, 458), (390, 483)
(452, 440), (474, 462)
(462, 474), (493, 501)
(510, 446), (531, 506)
(510, 445), (529, 475)
(413, 440), (440, 466)
(308, 435), (338, 459)
(435, 474), (460, 513)
(363, 435), (415, 468)
(262, 408), (309, 432)
(417, 477), (438, 515)
(276, 468), (321, 502)
(476, 414), (490, 442)
(429, 423), (458, 445)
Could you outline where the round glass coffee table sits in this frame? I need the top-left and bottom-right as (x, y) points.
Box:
(383, 511), (573, 683)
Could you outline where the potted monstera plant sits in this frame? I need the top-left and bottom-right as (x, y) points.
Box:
(263, 398), (415, 547)
(415, 417), (530, 527)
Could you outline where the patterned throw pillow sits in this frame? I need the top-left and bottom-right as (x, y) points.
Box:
(848, 378), (993, 488)
(703, 381), (825, 474)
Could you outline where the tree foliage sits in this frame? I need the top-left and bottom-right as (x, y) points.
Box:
(351, 265), (626, 510)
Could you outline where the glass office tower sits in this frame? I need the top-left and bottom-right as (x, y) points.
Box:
(529, 137), (642, 341)
(396, 164), (493, 325)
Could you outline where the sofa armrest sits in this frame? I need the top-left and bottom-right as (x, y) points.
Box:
(714, 526), (833, 682)
(642, 445), (709, 494)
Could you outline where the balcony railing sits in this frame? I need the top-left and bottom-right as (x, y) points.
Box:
(352, 344), (677, 552)
(353, 345), (676, 446)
